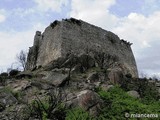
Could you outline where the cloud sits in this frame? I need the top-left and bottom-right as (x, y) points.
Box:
(34, 0), (69, 12)
(69, 0), (160, 76)
(0, 31), (33, 70)
(12, 8), (35, 18)
(0, 23), (46, 71)
(142, 0), (160, 15)
(0, 9), (6, 23)
(0, 0), (159, 77)
(113, 11), (160, 55)
(0, 0), (70, 71)
(0, 14), (5, 23)
(70, 0), (118, 29)
(135, 40), (160, 77)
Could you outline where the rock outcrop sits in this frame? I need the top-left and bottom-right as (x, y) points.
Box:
(2, 18), (160, 120)
(26, 18), (138, 78)
(66, 90), (103, 116)
(127, 90), (140, 98)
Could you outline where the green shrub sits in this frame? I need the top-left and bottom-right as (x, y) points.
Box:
(12, 91), (24, 101)
(0, 86), (24, 102)
(66, 107), (94, 120)
(25, 89), (66, 120)
(138, 81), (159, 103)
(97, 86), (160, 120)
(120, 78), (159, 102)
(0, 72), (8, 86)
(0, 86), (13, 93)
(0, 72), (8, 77)
(9, 69), (20, 77)
(66, 86), (160, 120)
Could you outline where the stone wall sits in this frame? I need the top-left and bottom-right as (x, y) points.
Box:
(60, 19), (138, 77)
(26, 31), (41, 70)
(26, 18), (138, 77)
(36, 23), (62, 67)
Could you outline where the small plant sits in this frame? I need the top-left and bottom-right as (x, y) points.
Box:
(0, 72), (8, 86)
(0, 77), (6, 86)
(0, 86), (13, 93)
(12, 91), (24, 102)
(120, 78), (159, 102)
(0, 72), (8, 77)
(25, 88), (66, 120)
(0, 86), (24, 103)
(66, 107), (94, 120)
(9, 69), (20, 77)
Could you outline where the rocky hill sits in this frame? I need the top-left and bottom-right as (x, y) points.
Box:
(0, 18), (159, 120)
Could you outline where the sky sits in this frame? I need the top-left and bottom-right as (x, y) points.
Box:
(0, 0), (160, 78)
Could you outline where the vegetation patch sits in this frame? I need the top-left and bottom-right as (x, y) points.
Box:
(96, 86), (160, 120)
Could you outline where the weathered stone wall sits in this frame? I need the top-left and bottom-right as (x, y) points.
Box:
(60, 19), (138, 77)
(36, 23), (62, 67)
(26, 18), (138, 77)
(26, 31), (41, 70)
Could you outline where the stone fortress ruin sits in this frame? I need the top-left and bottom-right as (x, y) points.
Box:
(26, 18), (138, 78)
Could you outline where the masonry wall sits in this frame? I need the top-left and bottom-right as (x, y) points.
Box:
(36, 23), (62, 67)
(26, 18), (138, 77)
(60, 19), (138, 77)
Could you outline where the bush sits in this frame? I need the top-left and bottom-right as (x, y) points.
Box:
(65, 86), (160, 120)
(0, 77), (6, 86)
(25, 89), (66, 120)
(0, 72), (8, 77)
(12, 91), (24, 101)
(0, 72), (8, 86)
(66, 108), (94, 120)
(0, 86), (24, 102)
(120, 78), (159, 102)
(9, 69), (20, 77)
(137, 78), (159, 103)
(96, 86), (160, 119)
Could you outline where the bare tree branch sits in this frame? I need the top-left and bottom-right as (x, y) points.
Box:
(16, 50), (27, 71)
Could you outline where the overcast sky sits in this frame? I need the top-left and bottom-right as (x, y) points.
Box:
(0, 0), (160, 77)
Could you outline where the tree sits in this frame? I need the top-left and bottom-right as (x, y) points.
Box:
(16, 50), (27, 71)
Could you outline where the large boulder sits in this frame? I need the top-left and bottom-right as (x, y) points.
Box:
(7, 80), (30, 92)
(87, 72), (105, 84)
(127, 90), (140, 98)
(43, 71), (69, 87)
(108, 68), (124, 84)
(16, 71), (33, 79)
(0, 92), (18, 108)
(66, 90), (103, 116)
(30, 81), (53, 90)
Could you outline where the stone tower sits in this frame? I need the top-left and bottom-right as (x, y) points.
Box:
(26, 18), (138, 77)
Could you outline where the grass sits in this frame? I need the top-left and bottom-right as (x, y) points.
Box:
(97, 86), (160, 120)
(66, 86), (160, 120)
